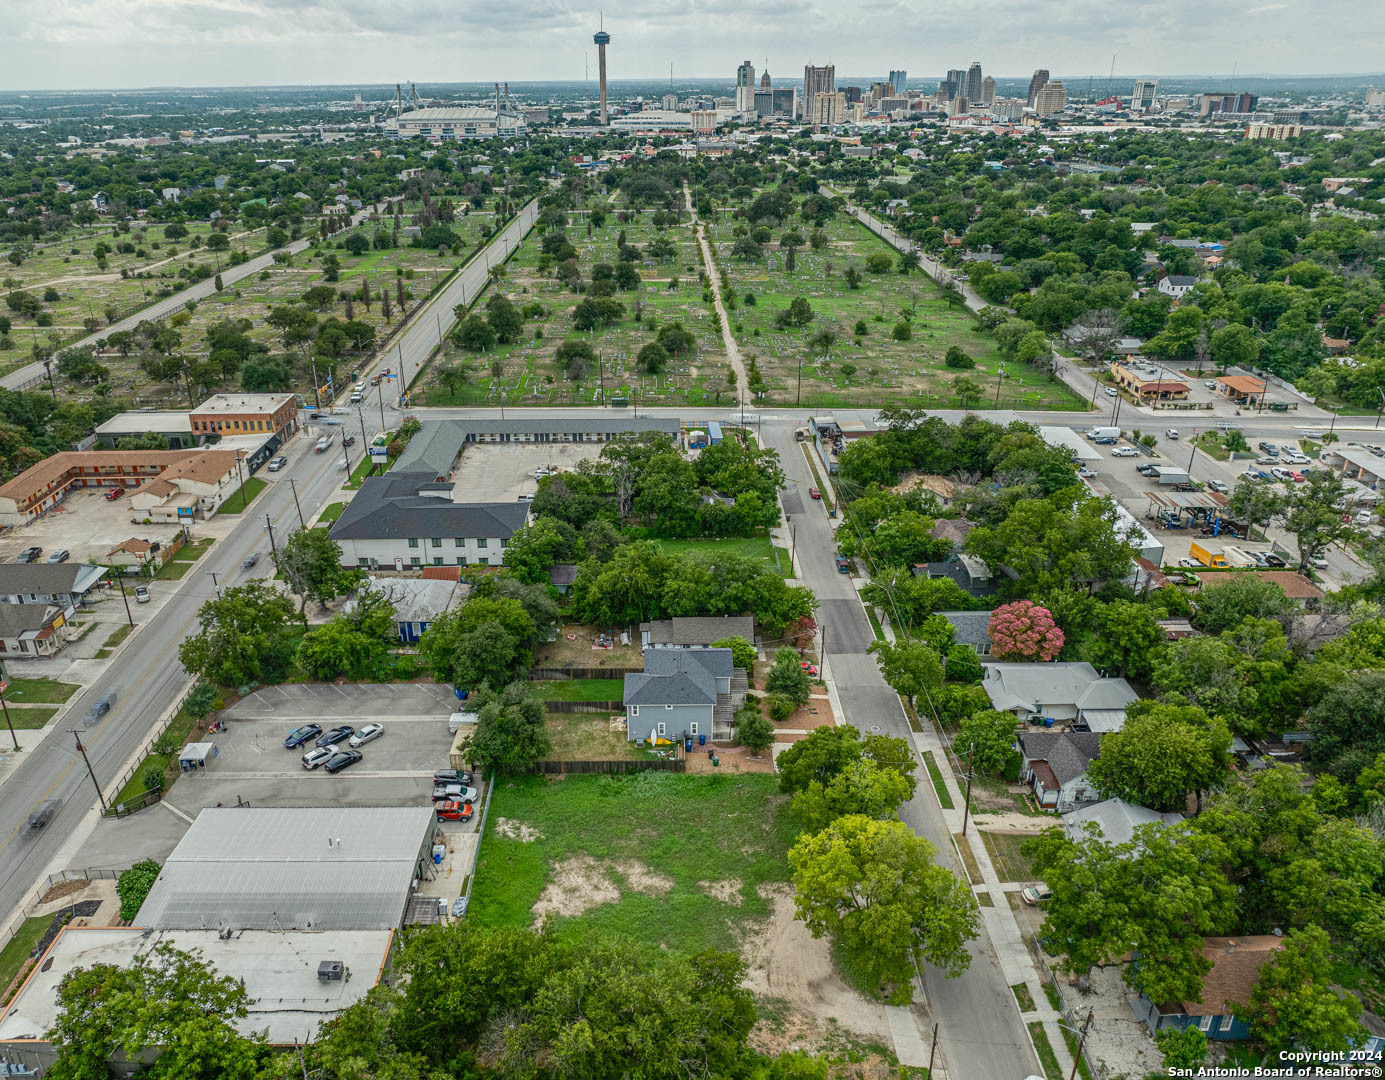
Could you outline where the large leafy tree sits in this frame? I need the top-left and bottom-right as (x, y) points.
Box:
(776, 724), (864, 794)
(418, 595), (538, 689)
(987, 600), (1064, 661)
(1086, 599), (1166, 679)
(470, 680), (551, 775)
(868, 637), (942, 707)
(955, 709), (1019, 776)
(275, 526), (355, 624)
(791, 759), (917, 833)
(1087, 700), (1232, 812)
(178, 580), (297, 687)
(1236, 926), (1365, 1054)
(765, 646), (811, 708)
(789, 815), (978, 1001)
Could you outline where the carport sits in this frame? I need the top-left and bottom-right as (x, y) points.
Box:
(1142, 490), (1229, 530)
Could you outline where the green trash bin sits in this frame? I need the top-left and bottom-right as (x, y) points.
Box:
(712, 755), (720, 767)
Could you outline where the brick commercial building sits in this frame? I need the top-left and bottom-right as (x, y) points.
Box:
(188, 393), (298, 443)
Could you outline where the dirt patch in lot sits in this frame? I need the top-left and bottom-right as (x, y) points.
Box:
(39, 879), (90, 904)
(530, 855), (673, 923)
(698, 878), (744, 905)
(740, 883), (889, 1041)
(492, 817), (542, 843)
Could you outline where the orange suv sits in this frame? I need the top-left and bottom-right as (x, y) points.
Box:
(435, 800), (474, 823)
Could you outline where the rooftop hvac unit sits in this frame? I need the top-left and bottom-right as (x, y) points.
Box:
(317, 961), (344, 982)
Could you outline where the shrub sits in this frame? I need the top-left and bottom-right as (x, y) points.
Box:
(116, 859), (162, 921)
(768, 694), (796, 723)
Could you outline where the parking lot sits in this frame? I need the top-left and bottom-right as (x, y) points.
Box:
(70, 683), (480, 872)
(450, 441), (606, 503)
(0, 488), (189, 566)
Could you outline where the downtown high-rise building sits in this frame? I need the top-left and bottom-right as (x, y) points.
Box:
(888, 69), (908, 92)
(1033, 81), (1068, 116)
(736, 59), (756, 112)
(965, 62), (983, 103)
(980, 76), (996, 106)
(1132, 79), (1158, 111)
(803, 63), (835, 121)
(945, 68), (966, 101)
(1027, 68), (1050, 107)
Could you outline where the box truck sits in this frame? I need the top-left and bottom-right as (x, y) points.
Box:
(1189, 541), (1226, 568)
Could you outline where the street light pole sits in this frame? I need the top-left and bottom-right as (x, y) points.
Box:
(287, 478), (305, 529)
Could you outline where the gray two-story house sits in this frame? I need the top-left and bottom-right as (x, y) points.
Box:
(623, 648), (746, 744)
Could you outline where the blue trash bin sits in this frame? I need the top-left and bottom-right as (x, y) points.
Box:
(685, 738), (693, 752)
(698, 734), (706, 746)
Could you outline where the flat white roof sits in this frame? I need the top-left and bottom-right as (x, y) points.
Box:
(0, 926), (392, 1047)
(1328, 446), (1385, 474)
(1040, 426), (1101, 461)
(189, 394), (295, 417)
(95, 410), (192, 435)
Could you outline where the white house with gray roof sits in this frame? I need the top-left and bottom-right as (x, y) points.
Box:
(624, 647), (747, 743)
(1062, 798), (1182, 845)
(1016, 730), (1104, 812)
(939, 611), (992, 655)
(328, 473), (528, 570)
(640, 615), (755, 650)
(982, 662), (1137, 731)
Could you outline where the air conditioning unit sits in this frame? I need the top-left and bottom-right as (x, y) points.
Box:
(317, 961), (344, 982)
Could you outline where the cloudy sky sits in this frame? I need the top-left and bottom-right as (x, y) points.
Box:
(2, 0), (1381, 91)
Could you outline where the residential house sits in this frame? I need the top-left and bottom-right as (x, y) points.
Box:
(328, 473), (529, 570)
(913, 554), (996, 598)
(1157, 275), (1198, 299)
(0, 603), (73, 659)
(623, 648), (746, 743)
(107, 538), (165, 571)
(1132, 937), (1283, 1039)
(982, 662), (1137, 730)
(939, 611), (992, 656)
(1016, 730), (1103, 811)
(548, 564), (578, 595)
(640, 616), (755, 650)
(342, 576), (470, 643)
(1062, 798), (1182, 845)
(0, 564), (107, 609)
(931, 518), (973, 549)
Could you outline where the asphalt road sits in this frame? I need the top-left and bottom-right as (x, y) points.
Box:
(0, 198), (401, 394)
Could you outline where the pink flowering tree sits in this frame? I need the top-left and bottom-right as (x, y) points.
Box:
(987, 601), (1064, 662)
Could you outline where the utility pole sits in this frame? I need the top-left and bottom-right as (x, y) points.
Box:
(264, 514), (279, 562)
(112, 571), (134, 627)
(1068, 1009), (1094, 1080)
(208, 570), (222, 598)
(960, 741), (976, 836)
(926, 1024), (939, 1078)
(235, 451), (248, 510)
(287, 478), (306, 529)
(820, 625), (828, 676)
(0, 663), (18, 751)
(359, 411), (371, 479)
(71, 730), (107, 810)
(310, 356), (322, 411)
(1186, 430), (1198, 475)
(396, 341), (407, 407)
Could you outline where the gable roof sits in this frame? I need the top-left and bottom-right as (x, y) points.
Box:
(644, 647), (733, 681)
(982, 662), (1102, 713)
(1062, 798), (1182, 846)
(0, 603), (63, 636)
(623, 653), (719, 707)
(0, 563), (104, 597)
(640, 616), (754, 646)
(939, 610), (991, 647)
(329, 473), (529, 542)
(1162, 937), (1283, 1017)
(1017, 731), (1103, 785)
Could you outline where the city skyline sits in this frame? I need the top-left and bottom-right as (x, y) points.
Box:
(3, 0), (1383, 91)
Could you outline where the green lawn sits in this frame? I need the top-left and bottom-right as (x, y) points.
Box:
(655, 536), (793, 578)
(980, 830), (1037, 883)
(2, 706), (59, 729)
(93, 623), (134, 659)
(472, 772), (797, 953)
(536, 679), (625, 701)
(543, 715), (653, 761)
(215, 476), (268, 514)
(922, 751), (954, 809)
(171, 538), (213, 561)
(317, 501), (347, 524)
(0, 915), (51, 1002)
(342, 457), (379, 490)
(1027, 1022), (1063, 1080)
(1, 677), (81, 704)
(110, 703), (202, 808)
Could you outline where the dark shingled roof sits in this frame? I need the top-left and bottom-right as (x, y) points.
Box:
(1017, 731), (1103, 785)
(329, 473), (529, 542)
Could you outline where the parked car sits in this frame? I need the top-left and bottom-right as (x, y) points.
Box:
(348, 723), (383, 748)
(1204, 380), (1219, 390)
(316, 725), (355, 748)
(1021, 885), (1052, 905)
(1370, 446), (1385, 458)
(85, 694), (116, 722)
(1091, 436), (1117, 445)
(1271, 468), (1294, 482)
(47, 549), (70, 563)
(808, 486), (821, 500)
(432, 784), (480, 804)
(301, 746), (336, 770)
(1103, 386), (1118, 397)
(433, 769), (474, 786)
(16, 547), (41, 563)
(435, 800), (474, 823)
(1176, 557), (1200, 568)
(134, 585), (151, 603)
(284, 724), (324, 749)
(1111, 446), (1140, 457)
(1135, 464), (1156, 476)
(104, 487), (125, 500)
(1077, 467), (1097, 478)
(1207, 480), (1229, 494)
(267, 456), (287, 472)
(324, 749), (363, 773)
(1258, 442), (1279, 454)
(1262, 553), (1287, 567)
(801, 662), (819, 677)
(835, 555), (850, 573)
(1256, 456), (1280, 466)
(1311, 555), (1329, 570)
(241, 552), (260, 570)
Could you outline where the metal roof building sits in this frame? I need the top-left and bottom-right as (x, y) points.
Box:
(135, 806), (436, 931)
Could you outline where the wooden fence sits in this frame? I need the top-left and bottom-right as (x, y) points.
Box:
(531, 666), (641, 681)
(543, 700), (622, 714)
(530, 758), (685, 775)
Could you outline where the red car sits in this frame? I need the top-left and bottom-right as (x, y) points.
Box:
(801, 662), (819, 677)
(809, 486), (821, 500)
(104, 488), (125, 500)
(435, 800), (474, 823)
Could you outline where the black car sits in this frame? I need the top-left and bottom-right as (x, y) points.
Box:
(16, 547), (41, 563)
(26, 801), (59, 830)
(284, 723), (324, 749)
(241, 552), (260, 570)
(433, 769), (474, 786)
(316, 725), (355, 748)
(1262, 553), (1287, 567)
(342, 435), (356, 447)
(324, 749), (363, 773)
(84, 694), (116, 723)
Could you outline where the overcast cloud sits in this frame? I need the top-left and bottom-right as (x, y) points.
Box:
(1, 0), (1381, 91)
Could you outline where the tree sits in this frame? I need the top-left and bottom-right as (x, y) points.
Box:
(775, 296), (814, 329)
(343, 231), (369, 256)
(711, 635), (757, 670)
(239, 353), (292, 392)
(418, 595), (539, 689)
(776, 724), (864, 794)
(1210, 322), (1259, 370)
(1190, 574), (1294, 634)
(116, 859), (161, 921)
(486, 294), (524, 343)
(205, 232), (230, 252)
(1306, 672), (1385, 775)
(1086, 599), (1165, 679)
(868, 637), (942, 707)
(736, 710), (775, 756)
(322, 252), (341, 281)
(638, 341), (670, 374)
(765, 647), (811, 708)
(953, 376), (982, 408)
(434, 361), (467, 400)
(455, 314), (496, 351)
(944, 345), (974, 369)
(789, 815), (978, 1001)
(556, 339), (597, 379)
(791, 759), (916, 833)
(1277, 469), (1364, 571)
(178, 581), (297, 687)
(955, 709), (1019, 775)
(471, 681), (550, 775)
(297, 615), (391, 680)
(46, 943), (265, 1080)
(1156, 1027), (1208, 1073)
(275, 527), (353, 624)
(1087, 701), (1232, 812)
(1236, 926), (1365, 1054)
(844, 265), (862, 289)
(988, 600), (1064, 661)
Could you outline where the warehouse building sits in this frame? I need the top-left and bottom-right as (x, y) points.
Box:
(395, 106), (526, 139)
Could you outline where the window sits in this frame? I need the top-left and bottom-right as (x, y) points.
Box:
(432, 557), (443, 566)
(454, 538), (465, 547)
(689, 723), (698, 735)
(476, 538), (488, 549)
(1219, 1014), (1234, 1033)
(456, 557), (467, 566)
(657, 722), (665, 736)
(478, 558), (489, 566)
(410, 557), (421, 567)
(631, 705), (639, 717)
(430, 538), (442, 548)
(407, 538), (419, 549)
(500, 538), (508, 549)
(1198, 1015), (1214, 1032)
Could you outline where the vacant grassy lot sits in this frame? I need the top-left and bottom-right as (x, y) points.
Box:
(536, 678), (625, 701)
(655, 536), (793, 578)
(706, 211), (1085, 411)
(471, 772), (796, 953)
(542, 715), (650, 761)
(418, 210), (735, 409)
(3, 706), (59, 729)
(1, 678), (81, 704)
(980, 830), (1038, 883)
